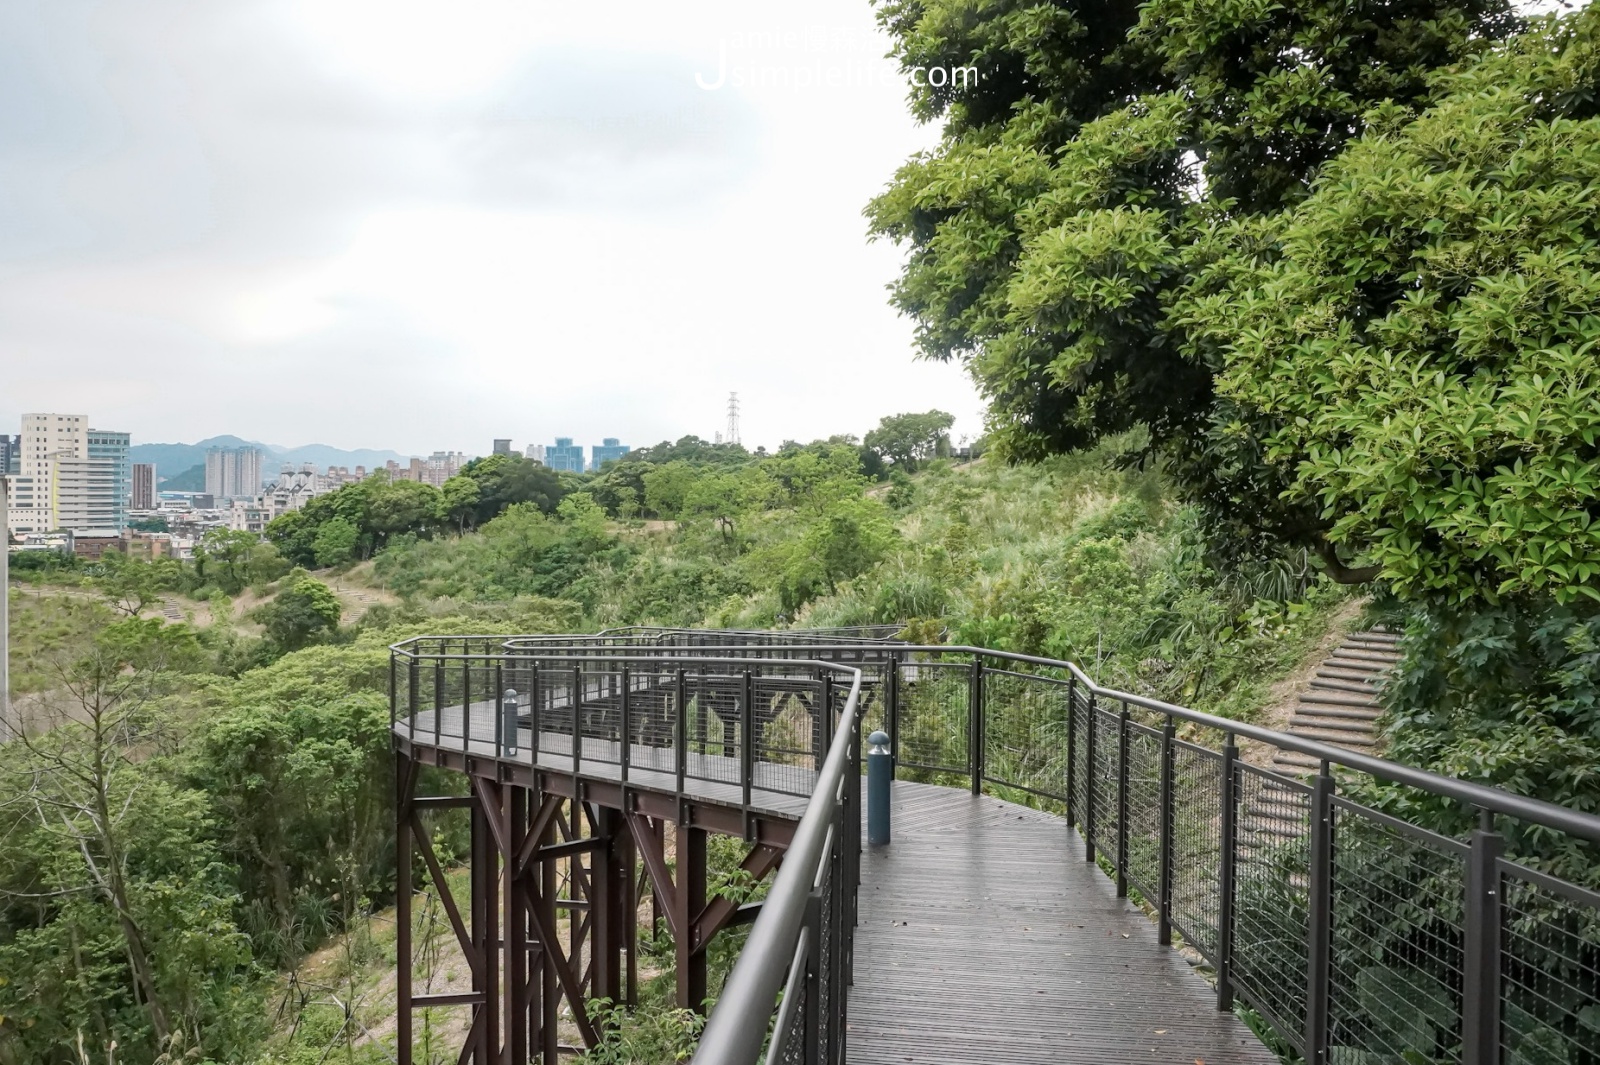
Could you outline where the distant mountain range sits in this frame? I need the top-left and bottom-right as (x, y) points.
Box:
(130, 436), (412, 484)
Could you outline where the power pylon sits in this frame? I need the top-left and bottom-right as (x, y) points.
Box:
(726, 393), (741, 447)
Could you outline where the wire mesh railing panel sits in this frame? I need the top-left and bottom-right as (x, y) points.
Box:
(894, 660), (971, 780)
(1068, 683), (1092, 832)
(1231, 763), (1313, 1050)
(683, 671), (746, 790)
(1169, 740), (1223, 961)
(578, 668), (625, 768)
(625, 670), (680, 776)
(1328, 799), (1468, 1063)
(1122, 720), (1164, 904)
(753, 675), (823, 798)
(1089, 700), (1121, 859)
(1499, 860), (1600, 1065)
(981, 668), (1071, 802)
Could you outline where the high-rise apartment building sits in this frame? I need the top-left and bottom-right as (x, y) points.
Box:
(205, 446), (264, 500)
(589, 438), (630, 471)
(131, 463), (158, 511)
(0, 434), (17, 475)
(525, 443), (546, 465)
(3, 414), (131, 534)
(546, 437), (585, 473)
(493, 439), (513, 456)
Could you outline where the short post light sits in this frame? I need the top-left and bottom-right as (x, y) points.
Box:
(867, 729), (893, 845)
(502, 688), (520, 757)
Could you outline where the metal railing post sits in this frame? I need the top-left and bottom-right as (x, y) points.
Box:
(572, 665), (583, 776)
(1463, 810), (1504, 1065)
(1158, 717), (1176, 945)
(676, 668), (689, 795)
(1115, 701), (1130, 896)
(529, 664), (541, 765)
(461, 657), (472, 753)
(432, 658), (443, 747)
(741, 670), (755, 809)
(1065, 674), (1077, 827)
(802, 889), (822, 1065)
(1306, 765), (1334, 1063)
(494, 663), (505, 755)
(1084, 691), (1099, 864)
(969, 656), (985, 795)
(407, 658), (418, 742)
(620, 665), (632, 783)
(886, 652), (901, 766)
(1217, 733), (1239, 1012)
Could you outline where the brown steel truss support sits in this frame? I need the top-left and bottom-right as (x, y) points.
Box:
(624, 812), (785, 1013)
(398, 753), (789, 1064)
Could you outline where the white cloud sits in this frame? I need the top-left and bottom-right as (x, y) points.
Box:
(0, 0), (980, 453)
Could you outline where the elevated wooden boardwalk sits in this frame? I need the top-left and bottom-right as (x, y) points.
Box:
(852, 782), (1274, 1065)
(398, 709), (1273, 1063)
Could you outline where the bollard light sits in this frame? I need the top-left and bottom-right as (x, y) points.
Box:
(503, 688), (520, 757)
(867, 729), (892, 845)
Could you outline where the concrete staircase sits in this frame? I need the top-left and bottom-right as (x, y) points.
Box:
(1242, 629), (1402, 844)
(1268, 628), (1400, 777)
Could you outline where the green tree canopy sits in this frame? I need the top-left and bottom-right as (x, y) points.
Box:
(256, 577), (342, 651)
(864, 410), (955, 471)
(460, 453), (566, 525)
(1192, 9), (1600, 605)
(868, 0), (1518, 569)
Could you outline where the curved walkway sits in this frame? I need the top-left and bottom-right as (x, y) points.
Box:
(852, 782), (1274, 1065)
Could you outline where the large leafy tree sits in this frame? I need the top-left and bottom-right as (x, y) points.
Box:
(864, 410), (955, 471)
(868, 0), (1517, 570)
(1191, 10), (1600, 605)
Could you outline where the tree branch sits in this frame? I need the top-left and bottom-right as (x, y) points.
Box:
(1314, 539), (1382, 585)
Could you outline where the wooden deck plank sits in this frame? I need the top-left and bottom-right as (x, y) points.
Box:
(850, 781), (1275, 1065)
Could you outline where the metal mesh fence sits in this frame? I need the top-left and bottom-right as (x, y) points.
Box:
(390, 636), (1600, 1065)
(1168, 740), (1223, 962)
(894, 659), (971, 780)
(1088, 699), (1121, 861)
(980, 668), (1071, 802)
(1122, 719), (1164, 905)
(1231, 763), (1313, 1049)
(1499, 860), (1600, 1065)
(1068, 683), (1092, 834)
(1328, 799), (1467, 1062)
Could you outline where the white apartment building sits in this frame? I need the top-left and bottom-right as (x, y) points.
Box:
(205, 446), (264, 500)
(3, 415), (132, 535)
(258, 464), (328, 519)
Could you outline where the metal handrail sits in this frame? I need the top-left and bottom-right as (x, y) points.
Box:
(412, 634), (1598, 845)
(390, 628), (1600, 1065)
(693, 660), (863, 1065)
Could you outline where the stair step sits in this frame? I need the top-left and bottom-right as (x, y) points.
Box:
(1291, 705), (1382, 722)
(1301, 690), (1381, 708)
(1289, 716), (1374, 734)
(1326, 650), (1402, 666)
(1316, 666), (1381, 683)
(1292, 730), (1379, 748)
(1310, 677), (1379, 695)
(1352, 629), (1401, 642)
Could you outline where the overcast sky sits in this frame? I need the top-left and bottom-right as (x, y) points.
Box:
(0, 0), (984, 455)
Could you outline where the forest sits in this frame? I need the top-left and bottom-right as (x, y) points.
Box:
(8, 0), (1600, 1060)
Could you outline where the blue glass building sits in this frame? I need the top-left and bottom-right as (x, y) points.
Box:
(546, 437), (586, 473)
(590, 438), (630, 471)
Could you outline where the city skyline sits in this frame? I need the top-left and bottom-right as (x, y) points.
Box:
(0, 0), (985, 454)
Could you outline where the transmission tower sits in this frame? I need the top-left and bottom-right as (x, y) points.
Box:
(726, 392), (741, 446)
